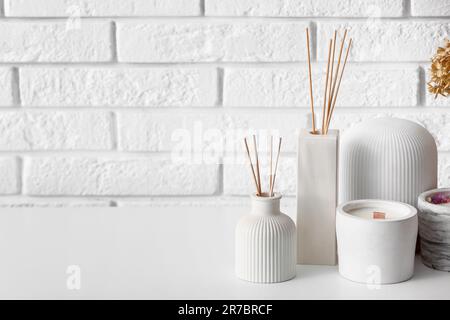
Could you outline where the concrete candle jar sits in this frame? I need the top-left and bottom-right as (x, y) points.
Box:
(418, 188), (450, 271)
(336, 199), (418, 284)
(235, 193), (296, 283)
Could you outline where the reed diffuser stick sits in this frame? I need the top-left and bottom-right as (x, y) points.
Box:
(328, 30), (337, 111)
(269, 135), (273, 193)
(326, 31), (337, 126)
(253, 135), (262, 195)
(325, 29), (347, 134)
(326, 38), (352, 130)
(305, 28), (316, 134)
(244, 138), (260, 195)
(302, 29), (351, 135)
(322, 39), (333, 134)
(270, 137), (282, 197)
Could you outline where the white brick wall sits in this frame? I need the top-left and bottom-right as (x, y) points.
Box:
(223, 66), (419, 107)
(411, 0), (450, 17)
(0, 0), (448, 207)
(117, 21), (309, 62)
(0, 22), (112, 62)
(317, 21), (450, 62)
(23, 156), (219, 196)
(20, 67), (218, 107)
(4, 0), (202, 17)
(0, 111), (113, 150)
(0, 157), (19, 194)
(0, 68), (13, 106)
(205, 0), (404, 17)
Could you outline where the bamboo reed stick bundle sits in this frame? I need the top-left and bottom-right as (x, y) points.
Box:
(325, 30), (348, 134)
(244, 135), (281, 197)
(244, 138), (260, 195)
(304, 28), (351, 135)
(244, 135), (282, 197)
(326, 38), (352, 131)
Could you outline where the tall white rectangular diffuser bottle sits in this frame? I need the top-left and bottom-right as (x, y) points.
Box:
(297, 129), (338, 265)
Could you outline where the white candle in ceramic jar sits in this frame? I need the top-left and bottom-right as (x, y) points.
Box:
(347, 207), (406, 220)
(336, 199), (418, 284)
(344, 201), (415, 221)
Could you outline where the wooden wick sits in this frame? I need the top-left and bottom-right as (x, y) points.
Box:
(270, 137), (282, 197)
(253, 135), (262, 196)
(373, 211), (386, 220)
(244, 138), (260, 195)
(305, 28), (316, 134)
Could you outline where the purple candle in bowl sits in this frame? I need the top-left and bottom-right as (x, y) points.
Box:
(427, 191), (450, 206)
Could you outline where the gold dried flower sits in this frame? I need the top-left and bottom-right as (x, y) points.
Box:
(428, 39), (450, 98)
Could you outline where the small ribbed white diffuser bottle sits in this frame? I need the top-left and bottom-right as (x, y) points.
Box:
(235, 193), (296, 283)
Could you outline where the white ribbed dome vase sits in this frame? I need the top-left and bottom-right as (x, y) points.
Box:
(235, 193), (296, 283)
(339, 118), (437, 207)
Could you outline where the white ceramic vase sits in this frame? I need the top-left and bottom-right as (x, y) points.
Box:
(336, 199), (418, 284)
(339, 118), (437, 207)
(297, 129), (338, 265)
(418, 188), (450, 271)
(235, 193), (296, 283)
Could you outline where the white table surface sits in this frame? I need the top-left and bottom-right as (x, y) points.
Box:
(0, 206), (449, 300)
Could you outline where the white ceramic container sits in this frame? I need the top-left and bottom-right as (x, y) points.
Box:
(336, 199), (418, 284)
(235, 193), (296, 283)
(339, 118), (437, 207)
(418, 188), (450, 271)
(297, 129), (338, 265)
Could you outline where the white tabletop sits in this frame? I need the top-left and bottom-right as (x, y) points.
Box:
(0, 206), (449, 300)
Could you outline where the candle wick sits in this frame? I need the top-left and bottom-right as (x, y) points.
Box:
(373, 211), (386, 220)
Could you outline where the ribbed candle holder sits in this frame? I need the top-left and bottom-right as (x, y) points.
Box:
(235, 193), (296, 283)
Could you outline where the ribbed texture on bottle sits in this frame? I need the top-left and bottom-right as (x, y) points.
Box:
(235, 214), (296, 283)
(340, 118), (437, 207)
